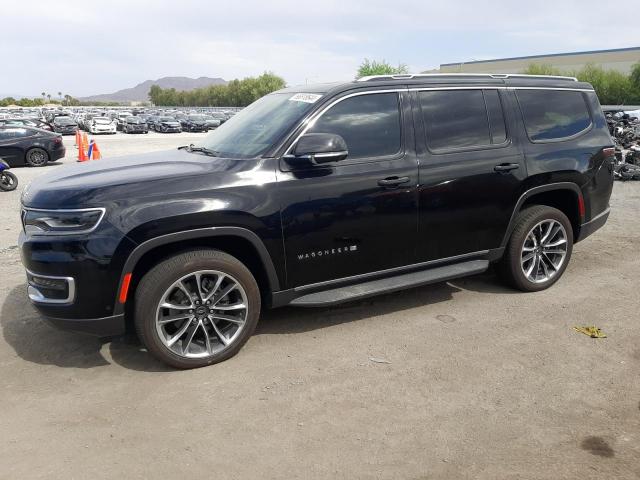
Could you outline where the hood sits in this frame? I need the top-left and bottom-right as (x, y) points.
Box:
(21, 149), (262, 209)
(161, 120), (180, 126)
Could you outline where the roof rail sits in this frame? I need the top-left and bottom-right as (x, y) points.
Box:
(356, 73), (578, 82)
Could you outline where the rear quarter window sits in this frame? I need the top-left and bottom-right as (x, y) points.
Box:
(516, 90), (592, 142)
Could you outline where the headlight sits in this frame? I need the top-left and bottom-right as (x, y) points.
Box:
(22, 208), (106, 235)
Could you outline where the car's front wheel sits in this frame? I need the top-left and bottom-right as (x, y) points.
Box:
(498, 205), (573, 292)
(134, 249), (261, 369)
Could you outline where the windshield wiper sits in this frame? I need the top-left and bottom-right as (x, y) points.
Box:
(178, 144), (220, 156)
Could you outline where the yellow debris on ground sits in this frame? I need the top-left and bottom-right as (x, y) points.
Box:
(573, 326), (607, 338)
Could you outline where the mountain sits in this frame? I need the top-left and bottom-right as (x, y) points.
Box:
(79, 76), (227, 103)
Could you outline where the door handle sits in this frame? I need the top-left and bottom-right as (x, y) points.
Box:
(378, 176), (410, 187)
(494, 163), (520, 172)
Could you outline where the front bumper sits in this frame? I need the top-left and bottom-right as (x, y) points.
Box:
(42, 313), (125, 337)
(159, 125), (181, 132)
(19, 218), (136, 338)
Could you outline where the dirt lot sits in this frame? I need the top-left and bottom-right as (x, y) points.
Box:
(1, 134), (639, 479)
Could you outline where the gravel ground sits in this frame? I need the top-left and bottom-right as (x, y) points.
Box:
(0, 135), (639, 479)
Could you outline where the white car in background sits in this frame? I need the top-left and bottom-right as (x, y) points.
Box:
(88, 117), (117, 134)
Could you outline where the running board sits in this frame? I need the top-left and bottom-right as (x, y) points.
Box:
(290, 260), (489, 307)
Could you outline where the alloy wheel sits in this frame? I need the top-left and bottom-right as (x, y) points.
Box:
(520, 219), (568, 283)
(155, 270), (249, 358)
(27, 149), (47, 166)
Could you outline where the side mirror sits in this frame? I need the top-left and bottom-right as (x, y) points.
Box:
(285, 133), (348, 167)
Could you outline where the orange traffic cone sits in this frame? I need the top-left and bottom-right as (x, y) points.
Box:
(77, 142), (87, 162)
(82, 132), (89, 152)
(74, 129), (81, 148)
(92, 141), (102, 160)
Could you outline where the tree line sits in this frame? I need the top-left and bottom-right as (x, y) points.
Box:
(148, 72), (286, 107)
(524, 63), (640, 105)
(0, 96), (120, 107)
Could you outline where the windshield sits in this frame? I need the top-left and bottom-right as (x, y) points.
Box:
(196, 93), (318, 158)
(94, 118), (111, 124)
(159, 117), (175, 122)
(189, 115), (206, 121)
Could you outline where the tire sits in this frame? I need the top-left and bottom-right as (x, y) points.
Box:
(134, 249), (261, 369)
(25, 148), (49, 167)
(498, 205), (573, 292)
(0, 171), (18, 191)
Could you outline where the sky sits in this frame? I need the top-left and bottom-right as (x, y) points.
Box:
(1, 0), (637, 98)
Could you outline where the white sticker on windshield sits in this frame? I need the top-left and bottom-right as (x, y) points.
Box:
(289, 93), (322, 104)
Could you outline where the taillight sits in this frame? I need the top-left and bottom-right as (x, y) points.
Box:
(603, 147), (615, 157)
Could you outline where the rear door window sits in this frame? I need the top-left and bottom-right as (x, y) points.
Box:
(516, 90), (592, 142)
(418, 89), (507, 152)
(0, 128), (30, 139)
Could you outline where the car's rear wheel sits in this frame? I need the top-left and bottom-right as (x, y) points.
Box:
(134, 249), (261, 369)
(25, 148), (49, 167)
(498, 205), (573, 292)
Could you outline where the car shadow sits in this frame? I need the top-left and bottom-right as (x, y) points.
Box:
(0, 284), (172, 372)
(448, 268), (523, 295)
(2, 280), (463, 372)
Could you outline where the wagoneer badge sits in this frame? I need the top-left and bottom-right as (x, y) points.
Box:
(297, 245), (358, 261)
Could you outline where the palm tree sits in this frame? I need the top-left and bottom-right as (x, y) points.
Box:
(47, 93), (51, 103)
(58, 91), (62, 100)
(41, 92), (45, 100)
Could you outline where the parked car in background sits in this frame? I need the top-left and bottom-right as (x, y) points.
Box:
(0, 118), (53, 131)
(180, 114), (209, 132)
(115, 112), (134, 131)
(52, 116), (78, 135)
(146, 115), (160, 131)
(45, 111), (72, 124)
(79, 113), (96, 131)
(202, 115), (222, 129)
(123, 116), (149, 134)
(155, 116), (182, 133)
(0, 126), (65, 167)
(209, 111), (228, 125)
(88, 117), (117, 134)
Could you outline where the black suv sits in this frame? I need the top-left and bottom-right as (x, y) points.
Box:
(19, 74), (614, 368)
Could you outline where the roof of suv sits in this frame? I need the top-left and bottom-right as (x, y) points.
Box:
(281, 74), (593, 96)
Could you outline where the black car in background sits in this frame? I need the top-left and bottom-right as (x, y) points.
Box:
(52, 116), (78, 135)
(0, 118), (53, 131)
(0, 126), (65, 167)
(145, 115), (160, 131)
(154, 116), (182, 133)
(180, 114), (209, 132)
(123, 117), (149, 134)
